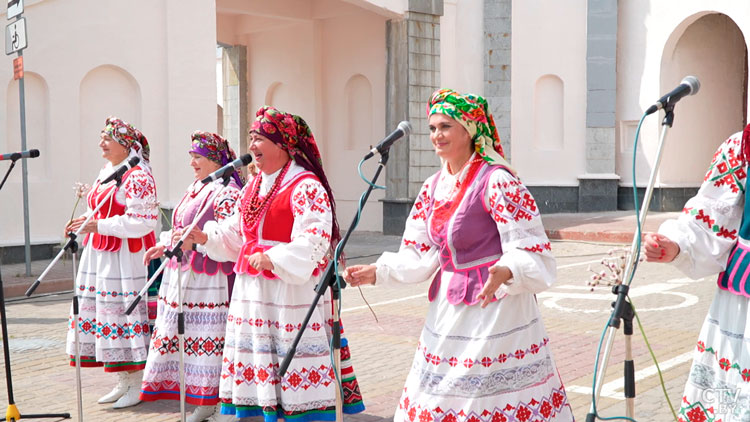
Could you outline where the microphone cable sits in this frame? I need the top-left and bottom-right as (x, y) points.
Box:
(588, 111), (679, 422)
(325, 156), (388, 404)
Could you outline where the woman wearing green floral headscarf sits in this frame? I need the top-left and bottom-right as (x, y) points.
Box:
(345, 89), (574, 421)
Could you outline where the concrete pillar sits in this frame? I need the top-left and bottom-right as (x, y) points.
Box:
(222, 45), (248, 157)
(484, 0), (512, 160)
(580, 0), (619, 211)
(383, 0), (443, 235)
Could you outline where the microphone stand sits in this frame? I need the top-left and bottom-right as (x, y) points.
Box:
(586, 105), (676, 421)
(278, 151), (390, 421)
(125, 176), (232, 422)
(0, 156), (71, 421)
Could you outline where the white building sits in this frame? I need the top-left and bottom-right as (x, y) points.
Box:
(0, 0), (747, 259)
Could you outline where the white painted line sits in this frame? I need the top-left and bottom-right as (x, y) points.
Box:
(558, 259), (605, 270)
(342, 293), (427, 313)
(342, 258), (612, 313)
(567, 351), (694, 399)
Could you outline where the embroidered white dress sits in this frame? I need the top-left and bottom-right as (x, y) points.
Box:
(66, 160), (158, 371)
(140, 179), (241, 405)
(374, 156), (574, 422)
(658, 132), (750, 422)
(202, 162), (364, 421)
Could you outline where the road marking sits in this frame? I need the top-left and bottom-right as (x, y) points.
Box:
(343, 258), (620, 313)
(538, 279), (699, 313)
(566, 351), (693, 399)
(343, 293), (427, 313)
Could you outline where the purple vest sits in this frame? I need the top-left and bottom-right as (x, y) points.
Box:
(426, 163), (507, 306)
(167, 182), (238, 276)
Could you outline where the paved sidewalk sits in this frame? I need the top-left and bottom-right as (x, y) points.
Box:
(0, 210), (696, 422)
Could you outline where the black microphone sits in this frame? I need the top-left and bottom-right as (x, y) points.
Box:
(364, 121), (412, 160)
(645, 76), (700, 115)
(201, 154), (253, 184)
(101, 156), (140, 184)
(0, 149), (39, 161)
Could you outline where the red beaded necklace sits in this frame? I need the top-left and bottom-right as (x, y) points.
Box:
(241, 160), (292, 233)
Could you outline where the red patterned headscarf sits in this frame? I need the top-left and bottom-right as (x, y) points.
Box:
(190, 131), (244, 186)
(250, 106), (340, 247)
(102, 116), (150, 164)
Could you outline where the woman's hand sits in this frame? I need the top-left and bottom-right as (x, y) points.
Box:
(179, 227), (208, 252)
(476, 265), (513, 308)
(643, 232), (679, 263)
(65, 216), (98, 235)
(143, 245), (166, 266)
(246, 252), (274, 272)
(342, 265), (377, 287)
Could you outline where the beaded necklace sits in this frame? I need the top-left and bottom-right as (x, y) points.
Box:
(241, 160), (292, 234)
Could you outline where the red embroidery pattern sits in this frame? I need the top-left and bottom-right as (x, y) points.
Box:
(695, 340), (750, 382)
(705, 136), (746, 194)
(223, 359), (335, 391)
(152, 335), (224, 356)
(682, 207), (738, 240)
(678, 396), (719, 422)
(487, 181), (539, 224)
(399, 385), (569, 422)
(292, 181), (331, 217)
(226, 314), (333, 333)
(522, 242), (552, 253)
(124, 171), (157, 200)
(214, 188), (240, 222)
(126, 212), (158, 220)
(411, 182), (432, 221)
(417, 338), (549, 368)
(403, 239), (432, 252)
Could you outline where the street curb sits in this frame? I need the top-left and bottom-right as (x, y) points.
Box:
(546, 229), (634, 244)
(3, 278), (71, 299)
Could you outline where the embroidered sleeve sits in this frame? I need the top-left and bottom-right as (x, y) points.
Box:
(660, 133), (746, 278)
(374, 175), (440, 286)
(485, 168), (556, 295)
(265, 179), (334, 285)
(212, 184), (241, 223)
(202, 184), (247, 263)
(97, 168), (159, 239)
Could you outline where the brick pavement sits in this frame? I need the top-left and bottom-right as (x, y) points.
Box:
(0, 213), (713, 421)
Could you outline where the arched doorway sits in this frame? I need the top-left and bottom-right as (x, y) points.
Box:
(659, 13), (747, 186)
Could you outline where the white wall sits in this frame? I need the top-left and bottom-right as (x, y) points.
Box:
(511, 0), (588, 186)
(440, 0), (484, 94)
(0, 0), (217, 246)
(617, 0), (750, 187)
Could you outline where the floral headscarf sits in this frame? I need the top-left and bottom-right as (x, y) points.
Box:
(102, 116), (150, 166)
(190, 131), (244, 186)
(249, 106), (340, 248)
(428, 89), (513, 172)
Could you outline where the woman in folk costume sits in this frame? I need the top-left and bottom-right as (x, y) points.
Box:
(344, 89), (574, 422)
(139, 131), (243, 422)
(183, 106), (365, 420)
(64, 116), (158, 409)
(644, 126), (750, 422)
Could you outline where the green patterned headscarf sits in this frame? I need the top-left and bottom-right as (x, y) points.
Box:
(428, 89), (513, 172)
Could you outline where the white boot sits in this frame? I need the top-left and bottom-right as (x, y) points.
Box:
(206, 404), (234, 422)
(97, 371), (130, 404)
(111, 370), (143, 409)
(186, 405), (218, 422)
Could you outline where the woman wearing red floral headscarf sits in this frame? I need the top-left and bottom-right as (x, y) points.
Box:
(64, 116), (158, 409)
(344, 89), (574, 422)
(139, 131), (243, 422)
(183, 106), (364, 421)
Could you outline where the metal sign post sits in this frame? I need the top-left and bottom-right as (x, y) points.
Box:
(5, 2), (30, 275)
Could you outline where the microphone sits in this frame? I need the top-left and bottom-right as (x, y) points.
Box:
(364, 121), (412, 160)
(645, 76), (700, 115)
(101, 156), (140, 184)
(0, 149), (39, 161)
(201, 154), (253, 184)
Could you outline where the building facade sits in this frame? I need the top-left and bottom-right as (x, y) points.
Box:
(1, 0), (748, 255)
